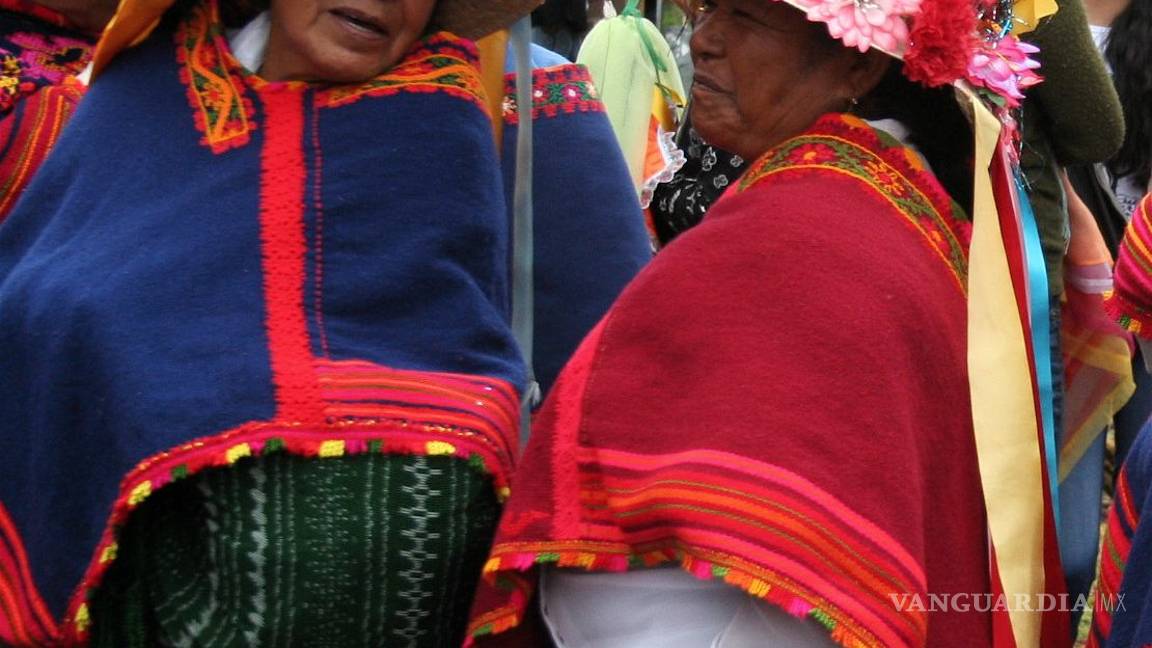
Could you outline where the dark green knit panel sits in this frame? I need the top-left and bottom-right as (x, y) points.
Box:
(90, 453), (499, 647)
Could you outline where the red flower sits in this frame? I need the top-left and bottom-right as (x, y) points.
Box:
(903, 0), (978, 87)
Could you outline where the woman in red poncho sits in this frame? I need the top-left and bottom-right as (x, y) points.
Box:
(461, 0), (1059, 644)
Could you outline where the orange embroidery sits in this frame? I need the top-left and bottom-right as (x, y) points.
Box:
(174, 1), (255, 154)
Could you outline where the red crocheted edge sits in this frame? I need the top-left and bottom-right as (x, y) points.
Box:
(56, 419), (516, 645)
(0, 503), (59, 645)
(465, 543), (900, 648)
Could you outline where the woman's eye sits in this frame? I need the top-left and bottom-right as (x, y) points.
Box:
(695, 0), (716, 14)
(732, 8), (763, 23)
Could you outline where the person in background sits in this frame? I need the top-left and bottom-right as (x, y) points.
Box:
(1013, 0), (1128, 618)
(648, 112), (745, 247)
(1076, 0), (1152, 479)
(530, 0), (586, 60)
(647, 3), (744, 248)
(1089, 193), (1152, 648)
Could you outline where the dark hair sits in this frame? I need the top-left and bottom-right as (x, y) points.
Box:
(224, 0), (262, 26)
(1105, 0), (1152, 188)
(858, 64), (975, 216)
(793, 26), (975, 214)
(531, 0), (587, 36)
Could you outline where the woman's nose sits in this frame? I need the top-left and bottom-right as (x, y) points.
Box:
(689, 10), (724, 61)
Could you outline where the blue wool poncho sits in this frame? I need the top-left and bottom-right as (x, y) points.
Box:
(0, 1), (649, 641)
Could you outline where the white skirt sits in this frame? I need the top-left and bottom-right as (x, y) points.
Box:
(539, 565), (839, 648)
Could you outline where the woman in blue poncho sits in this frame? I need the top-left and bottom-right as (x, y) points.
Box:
(0, 0), (651, 643)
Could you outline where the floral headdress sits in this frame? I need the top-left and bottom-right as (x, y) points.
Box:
(789, 0), (1043, 110)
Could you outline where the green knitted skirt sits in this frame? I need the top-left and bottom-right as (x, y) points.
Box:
(88, 452), (499, 647)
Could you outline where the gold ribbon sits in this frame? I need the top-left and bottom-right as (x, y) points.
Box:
(963, 85), (1045, 648)
(476, 30), (509, 148)
(1014, 0), (1059, 34)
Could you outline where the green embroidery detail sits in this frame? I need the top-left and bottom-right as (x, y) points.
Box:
(740, 123), (967, 286)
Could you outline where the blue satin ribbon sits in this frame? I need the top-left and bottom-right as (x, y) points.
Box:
(1014, 174), (1061, 533)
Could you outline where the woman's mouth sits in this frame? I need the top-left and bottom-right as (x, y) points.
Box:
(692, 73), (727, 95)
(329, 7), (389, 38)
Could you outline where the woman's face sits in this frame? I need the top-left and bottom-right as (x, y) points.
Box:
(262, 0), (437, 83)
(689, 0), (861, 159)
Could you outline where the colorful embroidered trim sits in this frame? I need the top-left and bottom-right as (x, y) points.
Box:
(174, 0), (256, 154)
(501, 64), (604, 126)
(1086, 468), (1138, 647)
(315, 359), (520, 474)
(175, 0), (489, 154)
(0, 503), (58, 647)
(0, 78), (82, 219)
(470, 448), (929, 648)
(738, 114), (969, 294)
(470, 545), (888, 648)
(315, 35), (487, 112)
(1103, 289), (1152, 338)
(0, 11), (92, 116)
(51, 359), (518, 645)
(1106, 194), (1152, 338)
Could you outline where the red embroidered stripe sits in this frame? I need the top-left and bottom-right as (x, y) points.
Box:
(258, 88), (325, 423)
(0, 81), (81, 219)
(0, 502), (57, 646)
(1088, 469), (1139, 646)
(576, 476), (917, 597)
(585, 450), (924, 644)
(474, 449), (930, 648)
(316, 359), (520, 471)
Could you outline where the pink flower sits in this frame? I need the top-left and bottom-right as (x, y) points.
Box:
(794, 0), (921, 53)
(965, 36), (1042, 107)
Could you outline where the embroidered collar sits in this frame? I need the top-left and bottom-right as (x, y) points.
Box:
(176, 0), (488, 154)
(738, 113), (969, 293)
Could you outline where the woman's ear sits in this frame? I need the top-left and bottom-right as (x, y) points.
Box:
(842, 49), (893, 105)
